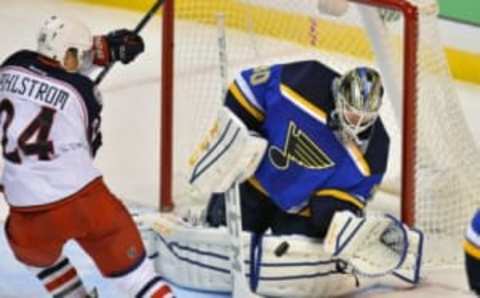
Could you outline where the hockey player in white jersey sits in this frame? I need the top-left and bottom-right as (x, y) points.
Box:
(0, 16), (175, 298)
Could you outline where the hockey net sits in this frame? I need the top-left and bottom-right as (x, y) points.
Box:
(160, 0), (480, 268)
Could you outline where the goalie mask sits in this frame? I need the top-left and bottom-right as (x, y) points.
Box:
(37, 16), (94, 73)
(332, 67), (384, 143)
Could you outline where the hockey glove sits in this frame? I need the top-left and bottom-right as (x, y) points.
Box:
(93, 29), (144, 66)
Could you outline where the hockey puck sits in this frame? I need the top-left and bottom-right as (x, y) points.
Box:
(274, 241), (290, 257)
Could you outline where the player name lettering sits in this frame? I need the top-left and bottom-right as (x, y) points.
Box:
(0, 72), (69, 110)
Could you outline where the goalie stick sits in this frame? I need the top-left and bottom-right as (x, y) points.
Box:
(216, 13), (229, 99)
(216, 14), (260, 297)
(94, 0), (164, 85)
(225, 182), (261, 298)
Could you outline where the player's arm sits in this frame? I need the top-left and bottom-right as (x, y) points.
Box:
(93, 29), (144, 66)
(81, 83), (103, 157)
(224, 65), (280, 133)
(187, 65), (281, 195)
(308, 190), (366, 238)
(89, 88), (103, 157)
(307, 173), (383, 236)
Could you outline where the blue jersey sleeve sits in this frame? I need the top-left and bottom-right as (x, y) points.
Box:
(309, 172), (383, 214)
(465, 209), (480, 294)
(466, 210), (480, 250)
(349, 174), (384, 204)
(471, 210), (480, 235)
(224, 64), (282, 132)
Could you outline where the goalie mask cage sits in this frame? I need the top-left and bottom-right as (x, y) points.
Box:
(161, 0), (480, 268)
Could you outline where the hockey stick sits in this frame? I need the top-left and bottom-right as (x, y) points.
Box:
(94, 0), (164, 86)
(225, 182), (261, 298)
(216, 15), (260, 297)
(216, 13), (229, 100)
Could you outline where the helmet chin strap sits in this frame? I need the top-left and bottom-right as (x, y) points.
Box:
(331, 110), (375, 153)
(339, 126), (371, 154)
(340, 123), (363, 146)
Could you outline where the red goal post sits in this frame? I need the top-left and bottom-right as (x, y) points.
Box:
(161, 0), (417, 218)
(160, 0), (480, 267)
(351, 0), (419, 228)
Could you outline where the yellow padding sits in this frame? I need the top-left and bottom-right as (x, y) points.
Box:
(229, 83), (264, 122)
(446, 48), (480, 84)
(68, 0), (155, 12)
(315, 189), (365, 209)
(345, 143), (371, 177)
(70, 0), (480, 85)
(247, 177), (269, 196)
(299, 189), (365, 217)
(280, 84), (327, 124)
(465, 239), (480, 260)
(298, 207), (312, 217)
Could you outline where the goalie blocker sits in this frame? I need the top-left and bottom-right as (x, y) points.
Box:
(188, 107), (268, 196)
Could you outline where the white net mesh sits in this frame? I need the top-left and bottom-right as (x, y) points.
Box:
(412, 0), (480, 267)
(163, 0), (480, 267)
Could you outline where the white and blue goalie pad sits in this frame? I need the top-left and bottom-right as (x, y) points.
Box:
(150, 215), (360, 297)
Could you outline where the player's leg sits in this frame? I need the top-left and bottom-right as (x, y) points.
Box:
(464, 209), (480, 295)
(269, 210), (318, 237)
(268, 196), (361, 238)
(27, 255), (90, 298)
(309, 196), (362, 237)
(5, 209), (90, 297)
(75, 179), (175, 298)
(206, 179), (275, 234)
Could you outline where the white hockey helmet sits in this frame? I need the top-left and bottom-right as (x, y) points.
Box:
(332, 66), (384, 143)
(37, 15), (93, 71)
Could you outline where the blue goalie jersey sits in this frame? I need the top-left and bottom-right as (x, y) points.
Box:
(466, 209), (480, 258)
(225, 61), (390, 213)
(465, 209), (480, 294)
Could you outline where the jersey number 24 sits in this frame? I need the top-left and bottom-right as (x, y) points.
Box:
(0, 98), (55, 164)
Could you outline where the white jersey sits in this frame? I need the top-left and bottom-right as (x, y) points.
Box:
(0, 50), (102, 208)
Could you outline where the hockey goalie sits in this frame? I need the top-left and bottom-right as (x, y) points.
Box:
(151, 61), (424, 297)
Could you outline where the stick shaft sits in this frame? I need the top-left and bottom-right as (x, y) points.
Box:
(225, 183), (260, 297)
(94, 0), (165, 86)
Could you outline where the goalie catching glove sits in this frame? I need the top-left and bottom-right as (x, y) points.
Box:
(324, 211), (423, 284)
(93, 29), (144, 66)
(188, 107), (268, 196)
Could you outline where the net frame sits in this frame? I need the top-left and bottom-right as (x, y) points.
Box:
(160, 0), (480, 267)
(160, 0), (418, 220)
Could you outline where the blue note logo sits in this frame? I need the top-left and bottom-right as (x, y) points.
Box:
(269, 122), (334, 170)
